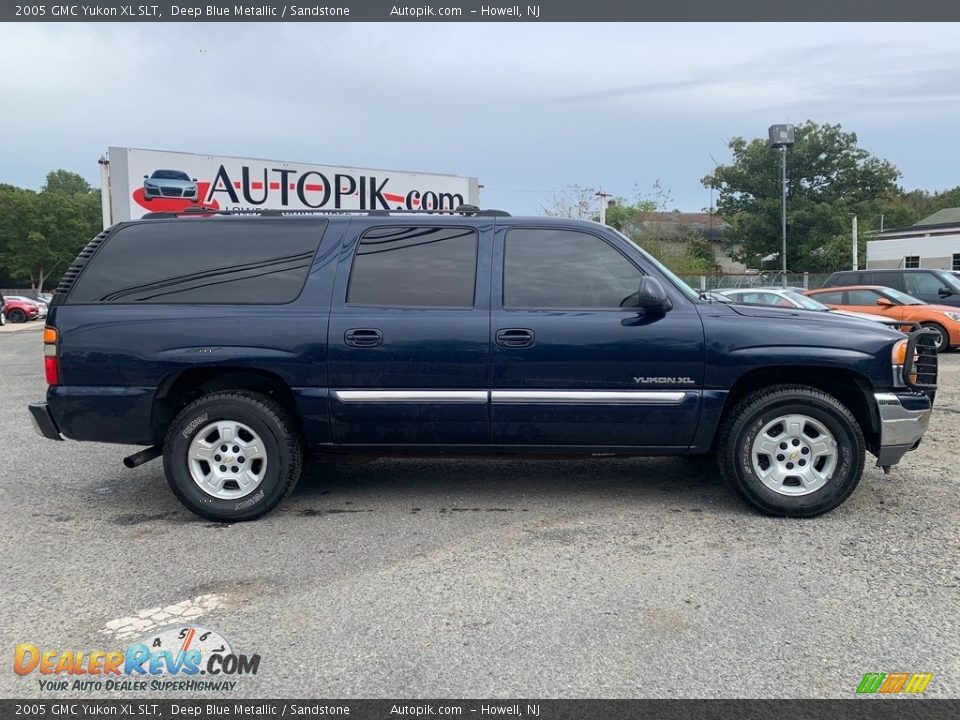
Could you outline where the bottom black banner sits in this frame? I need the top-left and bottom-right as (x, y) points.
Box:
(3, 699), (959, 720)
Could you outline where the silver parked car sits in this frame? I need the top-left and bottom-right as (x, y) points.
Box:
(143, 169), (198, 201)
(715, 287), (897, 325)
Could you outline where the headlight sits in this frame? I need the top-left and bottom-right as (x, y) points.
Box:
(891, 338), (917, 387)
(942, 312), (960, 322)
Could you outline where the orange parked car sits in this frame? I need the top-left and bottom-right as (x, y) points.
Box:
(804, 285), (960, 352)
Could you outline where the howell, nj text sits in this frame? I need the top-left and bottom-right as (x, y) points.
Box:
(479, 5), (540, 17)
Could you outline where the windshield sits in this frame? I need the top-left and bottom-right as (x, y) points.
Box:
(782, 291), (829, 310)
(883, 287), (925, 305)
(935, 270), (960, 293)
(151, 170), (190, 181)
(610, 229), (700, 302)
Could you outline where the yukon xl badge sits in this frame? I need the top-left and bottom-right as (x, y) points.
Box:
(634, 377), (696, 385)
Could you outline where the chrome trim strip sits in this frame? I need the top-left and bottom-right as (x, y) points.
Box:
(333, 390), (689, 405)
(334, 390), (488, 404)
(491, 390), (687, 405)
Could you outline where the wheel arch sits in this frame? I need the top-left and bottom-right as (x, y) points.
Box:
(716, 366), (880, 455)
(152, 367), (302, 445)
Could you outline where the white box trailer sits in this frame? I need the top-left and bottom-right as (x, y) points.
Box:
(101, 147), (480, 225)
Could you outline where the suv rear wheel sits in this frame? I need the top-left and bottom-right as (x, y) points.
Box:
(717, 385), (864, 517)
(163, 390), (302, 521)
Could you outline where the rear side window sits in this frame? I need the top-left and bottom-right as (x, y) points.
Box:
(863, 272), (899, 289)
(847, 289), (880, 305)
(346, 226), (478, 308)
(812, 291), (844, 304)
(69, 220), (325, 304)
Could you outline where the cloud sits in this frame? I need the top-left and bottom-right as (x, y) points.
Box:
(1, 23), (959, 212)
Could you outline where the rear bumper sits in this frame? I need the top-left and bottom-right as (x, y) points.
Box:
(874, 392), (931, 467)
(46, 386), (157, 445)
(28, 402), (63, 441)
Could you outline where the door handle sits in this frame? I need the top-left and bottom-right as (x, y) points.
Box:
(496, 328), (535, 348)
(345, 328), (383, 347)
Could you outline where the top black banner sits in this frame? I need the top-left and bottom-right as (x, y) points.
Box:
(3, 0), (960, 22)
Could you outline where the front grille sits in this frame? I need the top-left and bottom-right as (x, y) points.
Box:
(903, 329), (938, 392)
(160, 186), (183, 197)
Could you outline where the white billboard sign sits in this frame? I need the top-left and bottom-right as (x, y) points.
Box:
(105, 147), (479, 222)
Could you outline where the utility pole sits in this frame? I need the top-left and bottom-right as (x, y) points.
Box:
(98, 154), (112, 229)
(595, 189), (612, 225)
(851, 214), (858, 270)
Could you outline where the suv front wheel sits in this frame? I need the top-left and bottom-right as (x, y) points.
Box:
(717, 385), (865, 517)
(163, 391), (303, 521)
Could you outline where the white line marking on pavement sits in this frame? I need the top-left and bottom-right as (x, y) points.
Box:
(100, 593), (224, 641)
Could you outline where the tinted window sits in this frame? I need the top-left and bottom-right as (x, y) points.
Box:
(862, 272), (901, 290)
(826, 272), (856, 286)
(904, 271), (944, 296)
(847, 289), (881, 305)
(504, 229), (643, 309)
(346, 226), (478, 308)
(812, 291), (844, 304)
(70, 220), (324, 304)
(904, 256), (920, 268)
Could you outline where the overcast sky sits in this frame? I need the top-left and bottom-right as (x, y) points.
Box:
(2, 22), (959, 215)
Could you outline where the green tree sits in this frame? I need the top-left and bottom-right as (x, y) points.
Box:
(0, 170), (101, 293)
(683, 231), (717, 272)
(893, 186), (960, 225)
(702, 121), (901, 271)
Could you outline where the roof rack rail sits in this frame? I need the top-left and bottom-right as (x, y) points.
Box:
(136, 207), (512, 219)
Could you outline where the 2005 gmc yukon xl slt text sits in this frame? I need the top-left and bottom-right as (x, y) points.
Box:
(28, 209), (938, 522)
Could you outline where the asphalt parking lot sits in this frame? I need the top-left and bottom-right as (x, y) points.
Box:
(1, 324), (958, 699)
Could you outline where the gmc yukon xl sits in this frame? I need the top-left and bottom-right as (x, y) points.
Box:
(28, 209), (938, 521)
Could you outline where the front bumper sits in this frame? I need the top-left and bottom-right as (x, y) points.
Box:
(28, 402), (63, 441)
(874, 392), (931, 467)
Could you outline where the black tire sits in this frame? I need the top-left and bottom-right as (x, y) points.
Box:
(163, 391), (302, 522)
(920, 322), (949, 353)
(8, 309), (26, 323)
(716, 385), (865, 518)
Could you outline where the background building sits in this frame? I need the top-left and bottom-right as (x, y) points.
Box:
(867, 208), (960, 271)
(624, 211), (747, 273)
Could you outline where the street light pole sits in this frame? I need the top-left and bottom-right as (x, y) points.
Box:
(768, 125), (795, 289)
(780, 146), (787, 286)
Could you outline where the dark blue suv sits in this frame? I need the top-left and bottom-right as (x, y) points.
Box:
(29, 209), (938, 521)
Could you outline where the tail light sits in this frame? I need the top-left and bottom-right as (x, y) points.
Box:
(43, 326), (59, 385)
